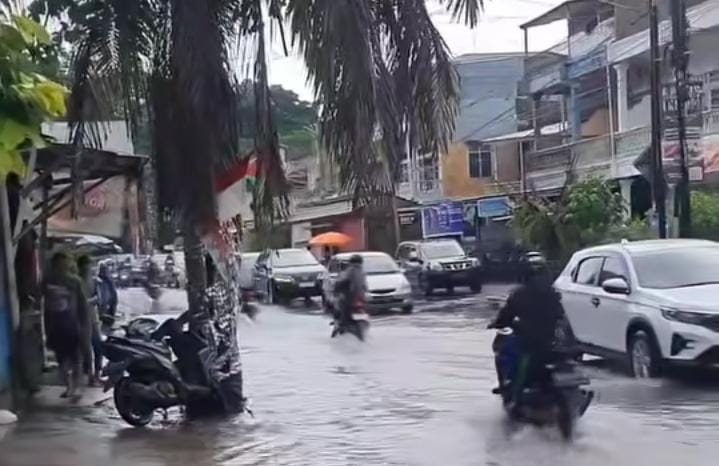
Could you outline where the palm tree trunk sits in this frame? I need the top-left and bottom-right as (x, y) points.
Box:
(182, 222), (206, 313)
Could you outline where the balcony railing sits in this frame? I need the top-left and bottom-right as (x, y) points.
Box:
(526, 135), (611, 175)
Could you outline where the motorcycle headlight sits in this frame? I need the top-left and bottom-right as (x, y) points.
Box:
(661, 308), (709, 325)
(273, 275), (294, 283)
(429, 262), (443, 272)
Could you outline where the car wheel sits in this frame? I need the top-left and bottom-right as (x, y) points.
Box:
(628, 330), (662, 378)
(401, 305), (413, 314)
(446, 286), (454, 295)
(470, 281), (483, 293)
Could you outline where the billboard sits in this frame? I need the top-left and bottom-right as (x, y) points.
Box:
(662, 80), (704, 183)
(477, 196), (512, 218)
(48, 176), (137, 240)
(421, 202), (464, 238)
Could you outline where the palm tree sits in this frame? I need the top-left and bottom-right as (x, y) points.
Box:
(33, 0), (484, 310)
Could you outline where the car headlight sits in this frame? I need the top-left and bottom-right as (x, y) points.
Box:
(429, 262), (443, 271)
(661, 308), (709, 325)
(470, 257), (480, 267)
(273, 275), (294, 283)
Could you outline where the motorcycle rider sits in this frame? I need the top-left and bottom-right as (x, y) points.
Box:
(488, 259), (563, 401)
(333, 254), (367, 326)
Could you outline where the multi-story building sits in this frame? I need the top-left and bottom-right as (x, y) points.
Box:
(520, 0), (719, 219)
(398, 53), (527, 204)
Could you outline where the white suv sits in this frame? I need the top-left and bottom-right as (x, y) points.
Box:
(554, 239), (719, 378)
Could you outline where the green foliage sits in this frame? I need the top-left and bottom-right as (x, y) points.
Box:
(691, 191), (719, 241)
(237, 81), (317, 159)
(514, 178), (631, 260)
(0, 12), (68, 179)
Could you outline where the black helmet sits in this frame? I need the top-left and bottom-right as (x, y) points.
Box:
(349, 254), (363, 265)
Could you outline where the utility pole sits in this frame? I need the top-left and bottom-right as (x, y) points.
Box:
(671, 0), (691, 237)
(649, 0), (667, 238)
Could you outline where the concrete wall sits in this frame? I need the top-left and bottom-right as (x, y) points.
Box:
(441, 141), (520, 199)
(454, 54), (525, 141)
(581, 108), (611, 137)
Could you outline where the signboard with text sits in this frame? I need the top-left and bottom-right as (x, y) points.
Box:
(421, 202), (464, 238)
(662, 80), (704, 183)
(477, 196), (512, 218)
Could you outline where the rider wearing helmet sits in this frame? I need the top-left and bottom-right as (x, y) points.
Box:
(333, 254), (367, 325)
(488, 257), (564, 399)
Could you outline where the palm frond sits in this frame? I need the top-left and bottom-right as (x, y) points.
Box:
(437, 0), (484, 27)
(287, 0), (472, 207)
(232, 0), (289, 228)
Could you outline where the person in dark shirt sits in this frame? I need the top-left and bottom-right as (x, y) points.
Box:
(44, 252), (90, 398)
(488, 261), (563, 399)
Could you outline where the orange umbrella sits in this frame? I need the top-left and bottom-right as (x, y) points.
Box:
(309, 231), (352, 248)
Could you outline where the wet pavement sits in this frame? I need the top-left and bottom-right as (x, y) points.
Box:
(2, 286), (719, 465)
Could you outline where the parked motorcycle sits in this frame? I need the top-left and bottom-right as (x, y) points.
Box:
(492, 328), (593, 440)
(331, 299), (370, 341)
(102, 317), (223, 427)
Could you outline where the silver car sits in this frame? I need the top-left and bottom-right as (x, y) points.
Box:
(322, 252), (414, 314)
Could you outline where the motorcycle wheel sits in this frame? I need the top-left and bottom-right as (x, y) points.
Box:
(556, 391), (575, 440)
(114, 378), (155, 427)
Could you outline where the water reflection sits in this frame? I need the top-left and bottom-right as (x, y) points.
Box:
(2, 303), (719, 465)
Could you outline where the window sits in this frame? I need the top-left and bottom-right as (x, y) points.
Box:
(631, 246), (719, 289)
(574, 257), (604, 286)
(468, 142), (493, 179)
(599, 256), (628, 285)
(708, 71), (719, 109)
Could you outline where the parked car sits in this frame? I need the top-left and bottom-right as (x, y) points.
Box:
(254, 248), (326, 304)
(396, 239), (482, 296)
(555, 239), (719, 378)
(322, 252), (413, 314)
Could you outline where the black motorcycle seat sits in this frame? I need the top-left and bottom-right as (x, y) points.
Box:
(107, 335), (172, 358)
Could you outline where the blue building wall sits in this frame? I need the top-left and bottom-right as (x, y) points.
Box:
(454, 54), (526, 142)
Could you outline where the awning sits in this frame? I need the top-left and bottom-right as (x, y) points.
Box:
(521, 0), (601, 29)
(483, 122), (567, 143)
(608, 0), (719, 64)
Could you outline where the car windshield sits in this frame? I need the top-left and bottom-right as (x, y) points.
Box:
(632, 246), (719, 289)
(358, 255), (399, 275)
(272, 250), (319, 268)
(421, 241), (464, 260)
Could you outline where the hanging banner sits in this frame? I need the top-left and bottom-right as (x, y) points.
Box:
(421, 202), (464, 238)
(661, 80), (704, 183)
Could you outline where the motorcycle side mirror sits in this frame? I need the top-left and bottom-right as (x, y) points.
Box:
(602, 277), (630, 295)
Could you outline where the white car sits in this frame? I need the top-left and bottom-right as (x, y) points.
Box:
(555, 239), (719, 378)
(322, 252), (414, 314)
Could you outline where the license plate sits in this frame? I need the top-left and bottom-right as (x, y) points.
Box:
(299, 282), (315, 288)
(352, 313), (369, 321)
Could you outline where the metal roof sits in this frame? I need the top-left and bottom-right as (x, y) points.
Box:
(520, 0), (602, 29)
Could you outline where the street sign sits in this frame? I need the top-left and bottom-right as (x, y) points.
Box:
(661, 80), (704, 183)
(421, 202), (464, 238)
(477, 196), (512, 218)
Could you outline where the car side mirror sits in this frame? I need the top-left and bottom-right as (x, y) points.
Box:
(602, 277), (630, 295)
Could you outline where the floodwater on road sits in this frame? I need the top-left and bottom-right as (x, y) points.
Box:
(2, 292), (719, 465)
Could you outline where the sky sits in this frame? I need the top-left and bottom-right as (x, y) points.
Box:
(265, 0), (569, 102)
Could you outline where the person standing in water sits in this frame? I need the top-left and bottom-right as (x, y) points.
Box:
(43, 252), (90, 398)
(77, 255), (102, 385)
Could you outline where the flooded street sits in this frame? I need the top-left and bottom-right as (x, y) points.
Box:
(2, 289), (719, 465)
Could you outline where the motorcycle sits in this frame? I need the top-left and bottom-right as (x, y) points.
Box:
(492, 328), (593, 440)
(102, 317), (224, 427)
(117, 268), (131, 288)
(331, 298), (370, 341)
